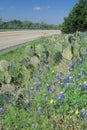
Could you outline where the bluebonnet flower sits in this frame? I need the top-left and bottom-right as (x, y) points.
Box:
(78, 83), (82, 88)
(55, 74), (60, 80)
(46, 84), (52, 92)
(66, 83), (70, 90)
(46, 65), (50, 71)
(84, 72), (87, 76)
(37, 107), (43, 114)
(34, 83), (41, 91)
(63, 77), (68, 83)
(81, 68), (85, 73)
(58, 92), (65, 101)
(83, 81), (87, 91)
(81, 109), (87, 118)
(81, 68), (87, 76)
(9, 64), (14, 69)
(58, 82), (64, 88)
(29, 89), (34, 97)
(70, 59), (75, 68)
(60, 71), (63, 77)
(39, 69), (43, 74)
(38, 77), (41, 81)
(0, 108), (4, 114)
(24, 100), (30, 108)
(78, 73), (82, 78)
(68, 76), (73, 82)
(43, 94), (48, 100)
(52, 94), (56, 99)
(8, 97), (16, 105)
(79, 58), (84, 64)
(68, 70), (72, 75)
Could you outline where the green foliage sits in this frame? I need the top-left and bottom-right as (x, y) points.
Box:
(1, 33), (87, 130)
(4, 72), (11, 84)
(0, 92), (13, 107)
(53, 51), (62, 63)
(25, 45), (35, 57)
(0, 19), (60, 30)
(0, 60), (9, 72)
(62, 0), (87, 33)
(36, 44), (47, 61)
(0, 71), (4, 82)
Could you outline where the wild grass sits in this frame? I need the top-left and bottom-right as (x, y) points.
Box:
(0, 32), (87, 130)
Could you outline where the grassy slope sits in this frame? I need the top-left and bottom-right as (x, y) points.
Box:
(0, 33), (87, 130)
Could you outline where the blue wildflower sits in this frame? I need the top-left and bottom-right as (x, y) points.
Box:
(52, 94), (56, 99)
(78, 83), (82, 88)
(43, 94), (48, 100)
(58, 92), (65, 101)
(60, 71), (63, 77)
(46, 84), (52, 92)
(68, 76), (73, 82)
(24, 100), (30, 108)
(63, 77), (68, 83)
(66, 83), (70, 90)
(70, 59), (75, 68)
(78, 73), (82, 78)
(58, 82), (64, 88)
(83, 81), (87, 91)
(80, 58), (84, 64)
(37, 107), (43, 114)
(0, 108), (4, 114)
(34, 83), (41, 91)
(46, 65), (50, 71)
(68, 70), (71, 75)
(29, 89), (34, 97)
(81, 68), (85, 73)
(39, 69), (43, 74)
(55, 74), (60, 80)
(8, 97), (16, 105)
(81, 109), (87, 118)
(38, 77), (41, 81)
(9, 64), (14, 69)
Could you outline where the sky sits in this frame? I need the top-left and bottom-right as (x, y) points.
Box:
(0, 0), (78, 25)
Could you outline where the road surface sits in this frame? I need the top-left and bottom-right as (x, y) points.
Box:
(0, 30), (61, 51)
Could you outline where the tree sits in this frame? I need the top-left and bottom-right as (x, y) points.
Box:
(62, 0), (87, 33)
(0, 17), (3, 28)
(22, 21), (32, 29)
(6, 20), (22, 29)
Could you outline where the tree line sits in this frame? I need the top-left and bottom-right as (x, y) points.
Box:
(0, 18), (59, 30)
(61, 0), (87, 33)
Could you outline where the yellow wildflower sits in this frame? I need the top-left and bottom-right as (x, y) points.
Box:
(50, 99), (54, 104)
(52, 70), (55, 74)
(75, 109), (79, 115)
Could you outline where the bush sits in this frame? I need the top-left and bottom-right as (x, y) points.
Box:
(53, 51), (62, 63)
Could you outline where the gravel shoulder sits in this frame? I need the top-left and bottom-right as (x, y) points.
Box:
(0, 30), (61, 51)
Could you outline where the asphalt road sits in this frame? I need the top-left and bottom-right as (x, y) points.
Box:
(0, 30), (61, 51)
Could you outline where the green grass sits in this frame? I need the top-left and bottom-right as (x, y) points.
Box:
(0, 32), (87, 130)
(0, 38), (45, 61)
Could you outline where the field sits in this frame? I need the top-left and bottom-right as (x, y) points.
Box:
(0, 31), (87, 130)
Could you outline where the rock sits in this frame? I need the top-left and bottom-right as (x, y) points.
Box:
(0, 60), (9, 72)
(30, 56), (40, 65)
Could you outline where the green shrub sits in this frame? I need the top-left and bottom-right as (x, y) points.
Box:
(53, 51), (62, 63)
